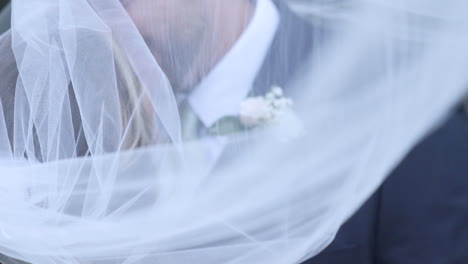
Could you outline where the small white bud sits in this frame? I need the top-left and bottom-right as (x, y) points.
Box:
(271, 86), (283, 97)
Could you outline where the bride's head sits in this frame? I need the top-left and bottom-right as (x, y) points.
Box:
(124, 0), (255, 92)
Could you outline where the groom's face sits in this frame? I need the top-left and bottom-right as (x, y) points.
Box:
(124, 0), (211, 91)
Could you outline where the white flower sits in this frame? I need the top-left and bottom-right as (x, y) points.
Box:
(265, 93), (276, 101)
(239, 97), (272, 127)
(271, 86), (284, 97)
(239, 86), (304, 141)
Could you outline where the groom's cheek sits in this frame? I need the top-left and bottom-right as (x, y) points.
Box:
(126, 0), (166, 32)
(126, 2), (186, 43)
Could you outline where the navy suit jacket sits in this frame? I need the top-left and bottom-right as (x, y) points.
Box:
(305, 109), (468, 264)
(257, 1), (468, 263)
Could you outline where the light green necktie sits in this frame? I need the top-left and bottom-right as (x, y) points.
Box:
(179, 100), (247, 140)
(179, 100), (201, 141)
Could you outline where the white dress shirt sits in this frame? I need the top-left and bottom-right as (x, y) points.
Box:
(188, 0), (280, 128)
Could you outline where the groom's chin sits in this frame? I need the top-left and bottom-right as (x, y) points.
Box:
(164, 68), (201, 94)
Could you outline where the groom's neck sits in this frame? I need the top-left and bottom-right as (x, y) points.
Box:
(207, 0), (255, 60)
(186, 1), (255, 87)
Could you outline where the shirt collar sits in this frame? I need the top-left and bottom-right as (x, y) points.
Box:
(188, 0), (280, 128)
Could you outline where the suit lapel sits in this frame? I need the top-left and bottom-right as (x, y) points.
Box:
(213, 2), (318, 169)
(252, 0), (317, 96)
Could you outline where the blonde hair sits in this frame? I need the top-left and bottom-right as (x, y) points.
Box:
(113, 41), (155, 149)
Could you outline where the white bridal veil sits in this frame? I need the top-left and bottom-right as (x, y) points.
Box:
(0, 0), (467, 263)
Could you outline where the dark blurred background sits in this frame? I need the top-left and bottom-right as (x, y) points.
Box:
(0, 0), (7, 10)
(0, 0), (10, 33)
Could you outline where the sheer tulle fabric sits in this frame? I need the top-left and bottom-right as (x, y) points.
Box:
(0, 0), (467, 263)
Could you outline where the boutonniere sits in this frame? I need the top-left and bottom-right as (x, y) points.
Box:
(239, 86), (292, 127)
(209, 86), (305, 141)
(240, 86), (305, 141)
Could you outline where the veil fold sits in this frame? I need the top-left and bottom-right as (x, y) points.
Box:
(0, 0), (467, 263)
